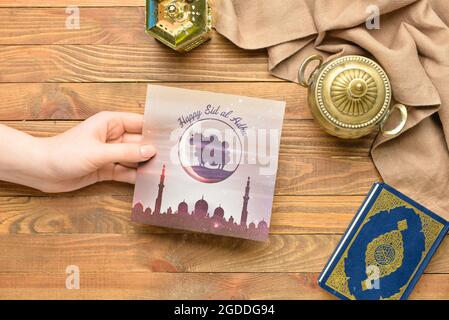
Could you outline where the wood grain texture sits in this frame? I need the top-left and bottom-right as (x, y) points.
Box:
(0, 1), (145, 7)
(0, 195), (360, 235)
(0, 234), (446, 273)
(0, 42), (274, 83)
(0, 272), (446, 300)
(0, 234), (345, 273)
(0, 83), (309, 120)
(0, 272), (331, 300)
(0, 7), (148, 45)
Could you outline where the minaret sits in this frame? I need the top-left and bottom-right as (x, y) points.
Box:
(154, 165), (165, 215)
(240, 177), (250, 227)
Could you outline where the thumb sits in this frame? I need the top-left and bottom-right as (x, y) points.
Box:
(99, 143), (157, 165)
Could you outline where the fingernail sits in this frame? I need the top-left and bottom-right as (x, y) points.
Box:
(140, 145), (156, 159)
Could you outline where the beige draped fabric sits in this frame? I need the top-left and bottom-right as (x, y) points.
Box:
(212, 0), (449, 220)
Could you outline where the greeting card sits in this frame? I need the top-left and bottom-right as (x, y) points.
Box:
(132, 85), (285, 241)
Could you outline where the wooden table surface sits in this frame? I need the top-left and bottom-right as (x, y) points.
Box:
(0, 1), (447, 300)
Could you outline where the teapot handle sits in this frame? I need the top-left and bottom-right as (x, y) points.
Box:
(298, 55), (323, 88)
(380, 104), (408, 137)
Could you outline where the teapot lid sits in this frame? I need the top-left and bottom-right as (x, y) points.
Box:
(314, 55), (391, 130)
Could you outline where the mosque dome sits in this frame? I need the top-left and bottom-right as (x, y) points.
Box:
(258, 220), (268, 229)
(213, 206), (225, 219)
(133, 202), (143, 211)
(178, 201), (188, 214)
(249, 222), (256, 229)
(194, 196), (208, 217)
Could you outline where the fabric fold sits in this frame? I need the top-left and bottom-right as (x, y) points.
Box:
(213, 0), (449, 219)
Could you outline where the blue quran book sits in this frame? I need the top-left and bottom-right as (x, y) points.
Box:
(318, 182), (449, 300)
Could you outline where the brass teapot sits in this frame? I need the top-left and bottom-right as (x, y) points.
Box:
(299, 55), (408, 139)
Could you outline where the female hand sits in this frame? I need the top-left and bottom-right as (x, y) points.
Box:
(0, 112), (156, 193)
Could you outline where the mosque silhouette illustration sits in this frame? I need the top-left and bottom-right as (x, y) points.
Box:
(132, 165), (269, 241)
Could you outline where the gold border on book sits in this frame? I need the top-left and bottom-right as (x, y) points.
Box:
(325, 189), (445, 300)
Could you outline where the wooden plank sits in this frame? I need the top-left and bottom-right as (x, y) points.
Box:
(276, 155), (378, 196)
(0, 1), (145, 7)
(0, 42), (274, 83)
(0, 272), (329, 300)
(0, 153), (378, 197)
(0, 83), (309, 121)
(0, 272), (445, 300)
(0, 180), (131, 197)
(0, 234), (447, 273)
(0, 234), (340, 273)
(281, 122), (374, 156)
(0, 195), (361, 235)
(0, 7), (149, 45)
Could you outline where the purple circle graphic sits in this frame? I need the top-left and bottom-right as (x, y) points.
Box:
(178, 119), (242, 183)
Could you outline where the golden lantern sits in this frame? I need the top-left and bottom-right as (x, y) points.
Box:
(146, 0), (212, 53)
